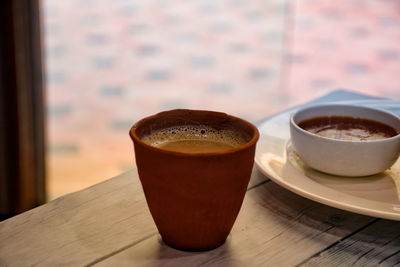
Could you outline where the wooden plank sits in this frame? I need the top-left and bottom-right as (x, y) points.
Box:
(0, 164), (266, 266)
(0, 166), (391, 266)
(300, 219), (400, 266)
(0, 170), (158, 266)
(95, 179), (376, 266)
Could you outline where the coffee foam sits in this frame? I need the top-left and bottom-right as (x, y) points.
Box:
(141, 125), (247, 147)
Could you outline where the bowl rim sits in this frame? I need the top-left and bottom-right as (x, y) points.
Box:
(290, 103), (400, 143)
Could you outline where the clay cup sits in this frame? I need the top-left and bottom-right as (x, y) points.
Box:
(129, 109), (259, 251)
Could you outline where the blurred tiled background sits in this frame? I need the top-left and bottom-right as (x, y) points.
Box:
(42, 0), (400, 199)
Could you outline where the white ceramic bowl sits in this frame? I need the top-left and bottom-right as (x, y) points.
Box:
(289, 104), (400, 176)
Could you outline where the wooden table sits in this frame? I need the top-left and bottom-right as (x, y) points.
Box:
(1, 90), (400, 266)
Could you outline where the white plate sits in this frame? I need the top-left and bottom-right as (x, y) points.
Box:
(255, 110), (400, 220)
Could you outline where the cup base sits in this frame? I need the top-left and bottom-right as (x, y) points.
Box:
(162, 237), (227, 252)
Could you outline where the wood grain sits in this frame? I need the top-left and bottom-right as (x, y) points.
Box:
(0, 170), (157, 266)
(0, 166), (265, 266)
(95, 177), (375, 266)
(300, 219), (400, 266)
(0, 167), (396, 266)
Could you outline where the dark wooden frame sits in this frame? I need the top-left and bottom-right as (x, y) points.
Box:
(0, 0), (46, 218)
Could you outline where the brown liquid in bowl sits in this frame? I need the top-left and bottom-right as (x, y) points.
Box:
(298, 116), (399, 141)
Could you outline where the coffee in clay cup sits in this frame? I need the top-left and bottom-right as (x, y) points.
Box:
(129, 109), (259, 251)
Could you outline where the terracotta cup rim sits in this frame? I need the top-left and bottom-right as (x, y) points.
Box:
(129, 109), (259, 157)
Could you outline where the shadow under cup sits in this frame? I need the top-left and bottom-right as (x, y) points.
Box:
(129, 109), (259, 251)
